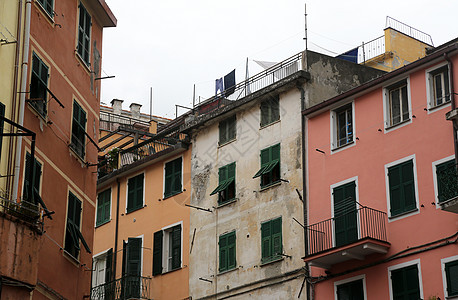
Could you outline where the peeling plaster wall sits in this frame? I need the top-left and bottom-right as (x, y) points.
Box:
(189, 88), (306, 299)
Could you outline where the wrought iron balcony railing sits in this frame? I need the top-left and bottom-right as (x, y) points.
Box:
(0, 195), (43, 228)
(90, 275), (151, 300)
(437, 162), (458, 203)
(306, 206), (388, 256)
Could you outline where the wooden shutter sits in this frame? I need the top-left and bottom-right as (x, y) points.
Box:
(391, 265), (420, 299)
(334, 182), (357, 247)
(272, 218), (282, 257)
(261, 221), (272, 261)
(96, 194), (103, 225)
(126, 238), (141, 276)
(219, 234), (227, 272)
(227, 232), (236, 270)
(173, 158), (182, 194)
(105, 248), (113, 283)
(122, 240), (127, 276)
(164, 160), (173, 197)
(171, 225), (181, 270)
(228, 115), (236, 141)
(401, 160), (415, 211)
(388, 164), (403, 216)
(135, 174), (144, 209)
(152, 230), (163, 275)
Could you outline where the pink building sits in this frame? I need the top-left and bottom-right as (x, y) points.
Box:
(303, 40), (458, 299)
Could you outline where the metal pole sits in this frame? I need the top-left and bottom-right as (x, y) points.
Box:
(150, 87), (153, 121)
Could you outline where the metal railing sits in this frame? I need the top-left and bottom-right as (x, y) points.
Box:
(0, 195), (43, 227)
(437, 163), (458, 203)
(119, 139), (173, 167)
(358, 35), (385, 64)
(90, 275), (151, 300)
(385, 16), (433, 46)
(306, 206), (388, 256)
(100, 111), (150, 132)
(193, 52), (303, 115)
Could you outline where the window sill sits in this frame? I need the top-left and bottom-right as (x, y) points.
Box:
(389, 208), (419, 220)
(75, 51), (91, 74)
(27, 102), (48, 123)
(217, 198), (238, 208)
(69, 144), (86, 165)
(260, 119), (280, 130)
(95, 219), (111, 228)
(385, 118), (411, 132)
(331, 140), (355, 152)
(160, 266), (182, 276)
(63, 250), (80, 267)
(126, 205), (145, 215)
(260, 257), (283, 267)
(34, 1), (55, 25)
(260, 181), (281, 192)
(217, 267), (238, 276)
(218, 138), (236, 148)
(428, 100), (451, 113)
(163, 190), (183, 200)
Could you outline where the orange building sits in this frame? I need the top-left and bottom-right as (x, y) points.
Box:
(303, 39), (458, 299)
(92, 117), (191, 300)
(0, 0), (116, 299)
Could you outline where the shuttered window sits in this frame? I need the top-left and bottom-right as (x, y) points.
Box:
(253, 144), (280, 188)
(445, 260), (458, 297)
(333, 182), (358, 247)
(64, 192), (91, 259)
(153, 224), (182, 275)
(23, 152), (42, 204)
(164, 157), (182, 198)
(96, 189), (111, 226)
(70, 101), (87, 159)
(261, 217), (282, 263)
(30, 53), (48, 118)
(219, 115), (236, 145)
(390, 264), (420, 300)
(388, 160), (416, 217)
(219, 231), (236, 272)
(123, 238), (141, 299)
(127, 174), (144, 213)
(77, 2), (91, 65)
(260, 96), (280, 127)
(210, 162), (236, 204)
(436, 160), (457, 203)
(336, 279), (364, 300)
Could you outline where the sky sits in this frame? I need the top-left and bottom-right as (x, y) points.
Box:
(100, 0), (458, 119)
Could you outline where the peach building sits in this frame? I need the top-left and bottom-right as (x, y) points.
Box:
(303, 39), (458, 299)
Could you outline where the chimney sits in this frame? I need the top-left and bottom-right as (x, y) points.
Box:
(111, 99), (124, 115)
(129, 103), (142, 119)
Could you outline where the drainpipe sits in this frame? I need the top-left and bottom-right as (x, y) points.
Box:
(12, 0), (32, 202)
(112, 178), (121, 281)
(444, 53), (458, 166)
(7, 0), (24, 196)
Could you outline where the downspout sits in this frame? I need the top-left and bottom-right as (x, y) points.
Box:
(12, 0), (32, 202)
(113, 178), (121, 281)
(7, 0), (23, 195)
(444, 53), (458, 166)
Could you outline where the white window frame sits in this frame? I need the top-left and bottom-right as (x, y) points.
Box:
(432, 155), (455, 208)
(383, 77), (412, 132)
(441, 254), (458, 299)
(330, 101), (355, 153)
(161, 221), (183, 273)
(162, 155), (183, 199)
(330, 176), (359, 247)
(334, 274), (367, 300)
(387, 259), (423, 300)
(92, 248), (111, 288)
(125, 172), (145, 214)
(426, 62), (451, 112)
(384, 154), (420, 222)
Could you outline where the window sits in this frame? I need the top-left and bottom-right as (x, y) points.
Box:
(23, 152), (42, 204)
(96, 189), (111, 226)
(122, 238), (142, 299)
(333, 181), (358, 247)
(164, 157), (182, 198)
(336, 279), (364, 300)
(30, 52), (49, 118)
(153, 224), (182, 275)
(64, 191), (90, 259)
(0, 102), (4, 161)
(210, 162), (235, 205)
(436, 159), (457, 203)
(260, 96), (280, 127)
(37, 0), (54, 17)
(332, 104), (353, 149)
(428, 66), (450, 108)
(261, 217), (282, 263)
(219, 115), (236, 145)
(390, 264), (421, 300)
(127, 173), (144, 213)
(77, 2), (91, 65)
(92, 249), (113, 299)
(253, 144), (280, 188)
(219, 231), (236, 272)
(387, 159), (417, 217)
(444, 259), (458, 297)
(386, 80), (409, 127)
(70, 100), (87, 159)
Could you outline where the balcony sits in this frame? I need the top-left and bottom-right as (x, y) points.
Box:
(437, 161), (458, 213)
(90, 275), (152, 300)
(304, 206), (390, 269)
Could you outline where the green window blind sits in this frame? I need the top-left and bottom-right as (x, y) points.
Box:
(333, 182), (358, 247)
(391, 265), (420, 300)
(436, 160), (457, 203)
(164, 157), (182, 198)
(445, 260), (458, 297)
(124, 238), (141, 299)
(260, 96), (280, 127)
(77, 2), (91, 65)
(261, 217), (282, 263)
(152, 230), (163, 276)
(37, 0), (54, 16)
(210, 162), (236, 204)
(253, 144), (280, 188)
(127, 174), (144, 213)
(65, 192), (91, 258)
(219, 231), (236, 272)
(337, 279), (364, 300)
(96, 189), (111, 226)
(171, 225), (182, 270)
(388, 160), (416, 217)
(30, 53), (48, 117)
(219, 115), (236, 145)
(71, 101), (87, 159)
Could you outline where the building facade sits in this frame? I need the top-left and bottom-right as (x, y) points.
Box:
(303, 39), (458, 300)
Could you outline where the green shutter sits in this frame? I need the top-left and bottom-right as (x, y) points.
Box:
(334, 182), (358, 247)
(219, 231), (236, 272)
(272, 218), (282, 257)
(227, 232), (236, 270)
(152, 230), (163, 276)
(127, 174), (143, 213)
(105, 248), (114, 297)
(261, 218), (282, 263)
(389, 160), (416, 217)
(126, 238), (141, 299)
(65, 192), (82, 258)
(97, 189), (111, 226)
(228, 115), (236, 141)
(391, 265), (420, 300)
(23, 152), (42, 204)
(164, 157), (182, 198)
(261, 221), (272, 262)
(337, 279), (364, 300)
(171, 225), (181, 270)
(445, 260), (458, 296)
(219, 234), (227, 272)
(71, 101), (86, 158)
(78, 3), (91, 65)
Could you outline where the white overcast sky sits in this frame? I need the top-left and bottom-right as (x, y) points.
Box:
(100, 0), (458, 119)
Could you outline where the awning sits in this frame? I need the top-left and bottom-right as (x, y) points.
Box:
(210, 179), (234, 196)
(253, 160), (279, 178)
